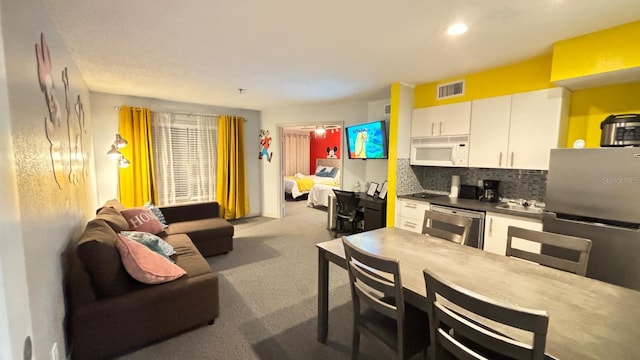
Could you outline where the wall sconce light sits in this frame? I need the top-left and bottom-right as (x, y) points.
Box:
(107, 133), (130, 167)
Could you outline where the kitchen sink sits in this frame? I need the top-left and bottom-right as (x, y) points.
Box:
(495, 203), (544, 214)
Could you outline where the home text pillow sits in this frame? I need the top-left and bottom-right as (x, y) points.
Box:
(119, 207), (165, 234)
(144, 201), (168, 227)
(120, 231), (175, 262)
(115, 234), (186, 284)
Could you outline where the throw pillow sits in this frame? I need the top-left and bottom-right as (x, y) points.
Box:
(120, 231), (176, 262)
(144, 201), (168, 226)
(119, 207), (165, 234)
(115, 234), (186, 284)
(95, 206), (130, 232)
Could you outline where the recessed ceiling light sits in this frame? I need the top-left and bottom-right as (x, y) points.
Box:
(447, 23), (468, 36)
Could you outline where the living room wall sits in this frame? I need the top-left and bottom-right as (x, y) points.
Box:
(0, 0), (98, 358)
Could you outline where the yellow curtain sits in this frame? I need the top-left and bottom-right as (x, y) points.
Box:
(217, 115), (249, 219)
(117, 106), (157, 207)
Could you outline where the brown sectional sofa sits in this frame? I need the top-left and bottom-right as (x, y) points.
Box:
(64, 200), (234, 360)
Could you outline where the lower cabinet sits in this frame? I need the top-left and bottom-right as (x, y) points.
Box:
(483, 212), (542, 256)
(397, 199), (430, 234)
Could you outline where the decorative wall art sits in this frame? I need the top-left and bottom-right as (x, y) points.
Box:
(258, 129), (273, 162)
(35, 32), (87, 189)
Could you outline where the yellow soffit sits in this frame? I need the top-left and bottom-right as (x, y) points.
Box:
(551, 20), (640, 90)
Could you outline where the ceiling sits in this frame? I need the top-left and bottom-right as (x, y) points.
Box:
(45, 0), (640, 111)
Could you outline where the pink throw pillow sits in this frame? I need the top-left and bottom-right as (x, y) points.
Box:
(115, 235), (186, 284)
(119, 207), (165, 234)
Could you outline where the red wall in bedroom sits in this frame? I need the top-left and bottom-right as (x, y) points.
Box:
(309, 128), (341, 171)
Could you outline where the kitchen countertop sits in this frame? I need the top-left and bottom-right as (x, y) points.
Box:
(397, 194), (544, 220)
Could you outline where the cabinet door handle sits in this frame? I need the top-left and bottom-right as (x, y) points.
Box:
(498, 152), (503, 167)
(405, 203), (417, 209)
(510, 152), (515, 167)
(439, 121), (443, 135)
(431, 122), (435, 136)
(488, 218), (493, 236)
(404, 221), (417, 229)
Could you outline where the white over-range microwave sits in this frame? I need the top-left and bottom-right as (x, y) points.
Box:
(410, 135), (470, 167)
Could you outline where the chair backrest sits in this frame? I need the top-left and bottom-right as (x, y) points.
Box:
(342, 237), (406, 358)
(423, 268), (549, 360)
(506, 226), (592, 276)
(333, 189), (360, 217)
(422, 210), (472, 245)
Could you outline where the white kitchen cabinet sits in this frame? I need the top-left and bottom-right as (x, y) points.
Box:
(469, 88), (570, 170)
(411, 102), (471, 138)
(468, 95), (511, 168)
(508, 87), (570, 170)
(396, 199), (430, 233)
(483, 212), (542, 256)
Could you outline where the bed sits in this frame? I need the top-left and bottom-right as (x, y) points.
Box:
(306, 183), (340, 207)
(284, 159), (340, 200)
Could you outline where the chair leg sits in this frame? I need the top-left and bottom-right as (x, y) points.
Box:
(351, 327), (360, 360)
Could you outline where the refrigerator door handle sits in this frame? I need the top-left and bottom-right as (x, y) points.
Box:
(546, 213), (640, 233)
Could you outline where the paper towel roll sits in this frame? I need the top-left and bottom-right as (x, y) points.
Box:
(449, 175), (460, 198)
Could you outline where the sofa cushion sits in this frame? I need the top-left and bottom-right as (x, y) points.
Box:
(96, 206), (130, 232)
(164, 218), (234, 239)
(163, 234), (216, 277)
(76, 219), (142, 298)
(120, 207), (165, 234)
(120, 231), (176, 261)
(102, 198), (126, 211)
(116, 235), (186, 284)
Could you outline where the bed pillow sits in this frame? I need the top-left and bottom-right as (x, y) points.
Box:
(119, 208), (165, 234)
(115, 234), (186, 284)
(315, 166), (328, 175)
(329, 167), (340, 178)
(120, 231), (175, 262)
(316, 166), (335, 177)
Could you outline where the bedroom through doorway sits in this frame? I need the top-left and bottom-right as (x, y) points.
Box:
(279, 122), (343, 219)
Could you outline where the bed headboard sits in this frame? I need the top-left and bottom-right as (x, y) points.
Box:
(316, 158), (340, 169)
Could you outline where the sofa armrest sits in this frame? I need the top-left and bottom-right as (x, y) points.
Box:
(70, 272), (219, 360)
(159, 202), (220, 223)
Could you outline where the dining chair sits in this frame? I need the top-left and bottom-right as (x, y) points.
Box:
(506, 226), (592, 276)
(333, 189), (364, 237)
(423, 267), (550, 360)
(422, 210), (472, 245)
(342, 237), (429, 360)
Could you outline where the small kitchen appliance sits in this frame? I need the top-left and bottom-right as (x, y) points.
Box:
(458, 185), (480, 199)
(600, 113), (640, 147)
(479, 180), (500, 202)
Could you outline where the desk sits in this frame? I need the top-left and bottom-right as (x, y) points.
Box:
(328, 192), (387, 231)
(317, 227), (640, 359)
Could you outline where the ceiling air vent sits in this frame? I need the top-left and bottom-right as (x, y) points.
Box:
(437, 80), (465, 100)
(384, 104), (391, 116)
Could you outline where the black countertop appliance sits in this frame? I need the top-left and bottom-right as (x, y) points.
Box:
(479, 180), (500, 202)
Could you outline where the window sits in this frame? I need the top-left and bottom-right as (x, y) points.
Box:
(151, 113), (217, 205)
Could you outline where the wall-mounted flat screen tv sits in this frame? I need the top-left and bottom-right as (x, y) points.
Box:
(345, 120), (388, 159)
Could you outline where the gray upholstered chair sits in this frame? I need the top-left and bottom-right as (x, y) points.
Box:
(423, 267), (550, 360)
(422, 210), (472, 245)
(506, 226), (592, 276)
(342, 237), (428, 360)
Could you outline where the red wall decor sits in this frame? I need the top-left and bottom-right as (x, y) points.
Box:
(309, 128), (341, 171)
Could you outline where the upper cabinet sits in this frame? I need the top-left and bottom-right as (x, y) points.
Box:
(469, 88), (570, 170)
(411, 102), (471, 138)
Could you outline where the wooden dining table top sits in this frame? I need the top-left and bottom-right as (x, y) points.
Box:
(317, 227), (640, 360)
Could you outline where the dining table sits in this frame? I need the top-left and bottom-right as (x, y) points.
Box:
(317, 227), (640, 360)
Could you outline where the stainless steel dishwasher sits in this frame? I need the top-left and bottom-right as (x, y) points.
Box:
(430, 205), (485, 249)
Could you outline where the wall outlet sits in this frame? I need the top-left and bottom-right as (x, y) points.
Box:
(50, 342), (58, 360)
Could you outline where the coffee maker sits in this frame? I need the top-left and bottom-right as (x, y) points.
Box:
(480, 180), (500, 202)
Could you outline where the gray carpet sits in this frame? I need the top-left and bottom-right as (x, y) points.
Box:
(117, 200), (386, 360)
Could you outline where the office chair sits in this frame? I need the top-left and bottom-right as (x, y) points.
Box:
(423, 267), (550, 360)
(422, 210), (472, 245)
(343, 237), (429, 360)
(506, 226), (592, 276)
(333, 189), (364, 237)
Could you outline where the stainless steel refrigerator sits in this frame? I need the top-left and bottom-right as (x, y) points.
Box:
(542, 148), (640, 290)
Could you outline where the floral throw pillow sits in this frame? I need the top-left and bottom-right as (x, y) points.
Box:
(120, 231), (175, 262)
(119, 208), (165, 234)
(144, 201), (168, 227)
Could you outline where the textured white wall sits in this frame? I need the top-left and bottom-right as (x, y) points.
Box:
(261, 100), (370, 218)
(90, 92), (262, 216)
(1, 0), (98, 358)
(365, 98), (390, 186)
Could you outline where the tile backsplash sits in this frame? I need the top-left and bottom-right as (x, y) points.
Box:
(396, 158), (547, 201)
